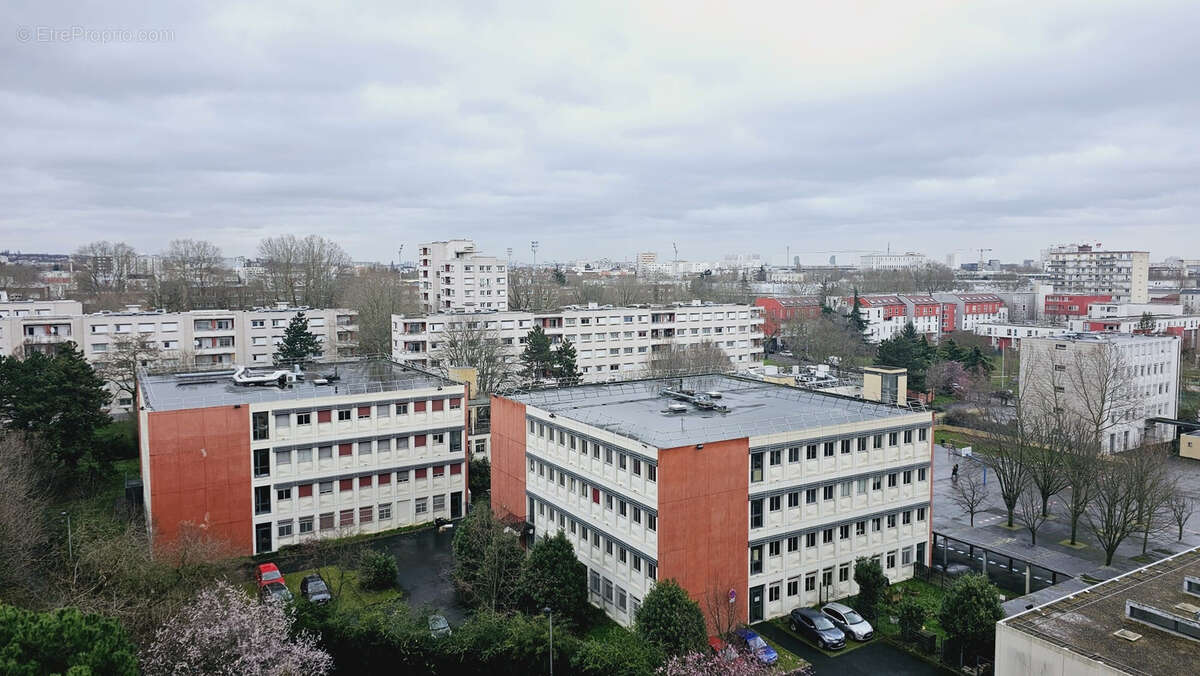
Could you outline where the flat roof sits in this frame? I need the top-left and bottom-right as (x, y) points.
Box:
(504, 374), (924, 448)
(1003, 547), (1200, 675)
(138, 359), (453, 412)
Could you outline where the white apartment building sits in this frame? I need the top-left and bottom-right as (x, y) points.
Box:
(392, 301), (765, 382)
(1019, 334), (1180, 452)
(493, 375), (934, 627)
(1044, 245), (1150, 304)
(934, 292), (1010, 332)
(973, 322), (1070, 350)
(137, 359), (468, 555)
(1, 304), (358, 412)
(1087, 302), (1183, 319)
(417, 240), (507, 313)
(858, 252), (927, 271)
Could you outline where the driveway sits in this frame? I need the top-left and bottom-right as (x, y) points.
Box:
(376, 526), (466, 624)
(753, 622), (948, 675)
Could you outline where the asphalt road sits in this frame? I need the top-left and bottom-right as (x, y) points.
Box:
(753, 622), (949, 675)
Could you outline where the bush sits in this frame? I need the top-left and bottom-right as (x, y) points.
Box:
(897, 597), (926, 642)
(634, 579), (707, 658)
(469, 458), (491, 496)
(358, 548), (399, 590)
(853, 557), (888, 622)
(0, 603), (139, 676)
(520, 532), (588, 624)
(938, 574), (1003, 658)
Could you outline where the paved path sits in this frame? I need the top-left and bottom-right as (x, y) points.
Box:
(753, 622), (948, 675)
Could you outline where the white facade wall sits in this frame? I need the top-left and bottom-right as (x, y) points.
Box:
(1045, 248), (1150, 304)
(249, 385), (469, 554)
(1087, 302), (1183, 319)
(1020, 335), (1180, 451)
(418, 240), (507, 313)
(974, 323), (1070, 348)
(524, 409), (661, 626)
(858, 253), (927, 271)
(747, 417), (933, 620)
(392, 303), (764, 381)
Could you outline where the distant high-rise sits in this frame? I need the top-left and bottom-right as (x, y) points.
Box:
(1044, 244), (1149, 304)
(417, 240), (508, 313)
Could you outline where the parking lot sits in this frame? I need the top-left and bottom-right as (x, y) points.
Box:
(378, 526), (466, 623)
(753, 622), (947, 675)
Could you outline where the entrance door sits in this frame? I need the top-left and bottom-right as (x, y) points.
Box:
(749, 585), (764, 623)
(255, 523), (272, 555)
(450, 491), (463, 519)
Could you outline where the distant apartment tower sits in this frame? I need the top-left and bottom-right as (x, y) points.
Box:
(1044, 244), (1149, 304)
(858, 252), (926, 271)
(1019, 334), (1179, 452)
(137, 358), (468, 556)
(392, 301), (764, 382)
(418, 240), (508, 313)
(636, 252), (658, 274)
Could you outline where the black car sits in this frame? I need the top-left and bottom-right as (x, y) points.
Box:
(300, 574), (332, 604)
(259, 581), (294, 604)
(789, 607), (846, 650)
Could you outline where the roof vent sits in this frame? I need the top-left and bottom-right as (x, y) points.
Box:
(705, 391), (723, 399)
(664, 403), (688, 414)
(1175, 602), (1200, 616)
(1112, 628), (1142, 642)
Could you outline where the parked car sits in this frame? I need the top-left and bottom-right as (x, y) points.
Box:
(260, 581), (294, 604)
(428, 614), (452, 639)
(300, 574), (332, 604)
(789, 607), (846, 650)
(254, 562), (284, 589)
(732, 628), (778, 665)
(820, 602), (874, 641)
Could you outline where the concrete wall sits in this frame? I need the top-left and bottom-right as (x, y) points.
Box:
(1181, 433), (1200, 461)
(995, 621), (1126, 676)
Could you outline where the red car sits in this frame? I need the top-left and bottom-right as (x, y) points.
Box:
(255, 562), (284, 588)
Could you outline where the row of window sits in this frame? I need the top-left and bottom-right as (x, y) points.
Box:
(748, 506), (927, 574)
(530, 421), (658, 481)
(531, 496), (658, 583)
(762, 545), (923, 601)
(531, 461), (659, 531)
(749, 427), (928, 482)
(254, 434), (463, 477)
(254, 464), (463, 514)
(273, 494), (451, 536)
(590, 568), (640, 618)
(253, 400), (463, 441)
(750, 468), (928, 527)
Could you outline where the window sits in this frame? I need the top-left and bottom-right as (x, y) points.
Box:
(359, 441), (372, 455)
(750, 453), (764, 482)
(319, 481), (333, 495)
(887, 473), (897, 488)
(296, 412), (311, 426)
(856, 477), (868, 494)
(903, 510), (912, 525)
(277, 520), (293, 537)
(319, 513), (334, 531)
(886, 551), (896, 569)
(787, 492), (799, 508)
(840, 481), (851, 497)
(823, 442), (835, 458)
(769, 541), (780, 557)
(887, 514), (897, 528)
(787, 536), (799, 552)
(319, 445), (332, 460)
(871, 517), (881, 532)
(839, 524), (850, 540)
(339, 509), (354, 527)
(839, 563), (850, 582)
(841, 439), (852, 454)
(339, 443), (352, 457)
(254, 486), (271, 515)
(769, 583), (781, 602)
(253, 448), (270, 478)
(769, 495), (781, 512)
(904, 429), (913, 443)
(789, 447), (800, 462)
(340, 479), (353, 492)
(822, 528), (833, 544)
(917, 507), (926, 521)
(855, 521), (866, 536)
(415, 498), (428, 515)
(918, 428), (928, 442)
(750, 545), (763, 574)
(805, 574), (816, 592)
(648, 465), (656, 482)
(872, 475), (882, 490)
(805, 488), (817, 504)
(337, 409), (351, 422)
(299, 516), (314, 533)
(276, 487), (292, 501)
(888, 432), (898, 446)
(647, 514), (657, 532)
(252, 412), (269, 441)
(902, 547), (913, 566)
(769, 449), (781, 466)
(918, 467), (927, 482)
(857, 437), (868, 451)
(822, 568), (833, 587)
(787, 578), (799, 596)
(805, 532), (816, 548)
(396, 403), (408, 415)
(823, 485), (834, 501)
(873, 434), (884, 449)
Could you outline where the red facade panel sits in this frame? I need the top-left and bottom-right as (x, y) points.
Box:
(488, 396), (529, 524)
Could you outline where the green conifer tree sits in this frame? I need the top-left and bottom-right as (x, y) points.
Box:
(273, 312), (323, 365)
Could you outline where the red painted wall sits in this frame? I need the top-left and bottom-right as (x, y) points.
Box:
(144, 405), (253, 555)
(657, 437), (750, 632)
(489, 396), (528, 523)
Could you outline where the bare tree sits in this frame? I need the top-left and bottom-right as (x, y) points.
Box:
(73, 241), (138, 303)
(949, 460), (989, 527)
(1058, 421), (1102, 546)
(702, 578), (742, 639)
(432, 320), (518, 395)
(781, 314), (872, 367)
(0, 434), (49, 603)
(1167, 493), (1196, 541)
(1126, 446), (1175, 555)
(609, 273), (650, 306)
(976, 404), (1032, 528)
(162, 239), (226, 310)
(299, 235), (351, 307)
(92, 332), (165, 402)
(1015, 487), (1049, 545)
(341, 268), (419, 355)
(258, 235), (303, 305)
(1025, 421), (1069, 518)
(1084, 454), (1141, 567)
(507, 266), (560, 311)
(648, 340), (734, 377)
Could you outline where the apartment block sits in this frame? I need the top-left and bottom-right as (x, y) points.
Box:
(858, 252), (927, 271)
(973, 322), (1070, 350)
(1044, 245), (1150, 304)
(491, 375), (934, 628)
(933, 292), (1009, 332)
(136, 359), (468, 555)
(392, 301), (765, 382)
(1044, 293), (1113, 321)
(0, 304), (358, 412)
(1066, 315), (1200, 350)
(754, 296), (822, 338)
(1019, 334), (1180, 452)
(417, 240), (507, 313)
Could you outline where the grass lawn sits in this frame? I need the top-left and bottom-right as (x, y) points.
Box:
(932, 426), (987, 451)
(874, 579), (948, 643)
(244, 565), (402, 611)
(55, 457), (141, 536)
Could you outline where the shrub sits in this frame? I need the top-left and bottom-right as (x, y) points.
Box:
(897, 597), (926, 642)
(853, 557), (888, 622)
(0, 603), (139, 676)
(938, 574), (1003, 657)
(358, 548), (399, 590)
(634, 579), (707, 658)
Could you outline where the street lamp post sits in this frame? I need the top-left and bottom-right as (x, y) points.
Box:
(544, 606), (553, 676)
(61, 511), (72, 561)
(531, 241), (540, 268)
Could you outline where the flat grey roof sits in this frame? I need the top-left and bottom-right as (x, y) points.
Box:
(1003, 547), (1200, 675)
(504, 375), (924, 447)
(139, 359), (451, 412)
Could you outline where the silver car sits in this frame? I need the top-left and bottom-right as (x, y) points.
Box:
(820, 602), (874, 641)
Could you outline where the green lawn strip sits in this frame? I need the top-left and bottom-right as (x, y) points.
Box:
(753, 631), (809, 673)
(243, 566), (401, 610)
(932, 427), (987, 451)
(762, 617), (871, 658)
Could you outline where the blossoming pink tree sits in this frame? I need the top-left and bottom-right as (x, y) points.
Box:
(141, 581), (333, 675)
(657, 649), (780, 676)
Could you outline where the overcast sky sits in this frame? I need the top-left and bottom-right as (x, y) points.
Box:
(3, 1), (1198, 266)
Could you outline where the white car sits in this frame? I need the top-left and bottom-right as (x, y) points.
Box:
(820, 602), (874, 641)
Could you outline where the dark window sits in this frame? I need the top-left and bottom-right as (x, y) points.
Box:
(751, 499), (763, 528)
(254, 486), (271, 515)
(788, 447), (800, 462)
(750, 452), (764, 482)
(337, 409), (351, 421)
(769, 449), (781, 465)
(253, 448), (270, 478)
(252, 412), (269, 441)
(769, 495), (781, 511)
(805, 444), (817, 460)
(750, 545), (763, 574)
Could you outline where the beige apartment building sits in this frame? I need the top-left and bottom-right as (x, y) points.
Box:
(417, 239), (508, 313)
(1044, 245), (1150, 304)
